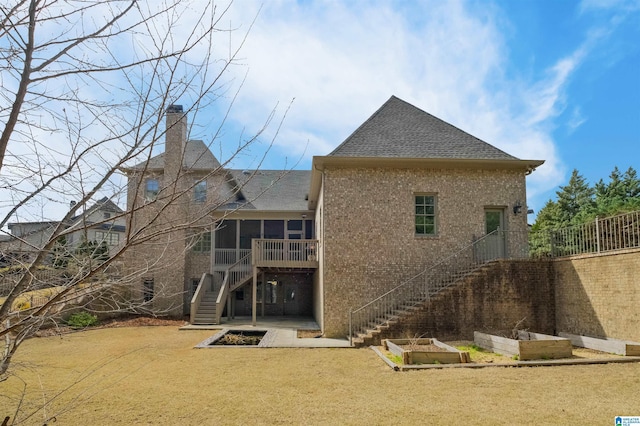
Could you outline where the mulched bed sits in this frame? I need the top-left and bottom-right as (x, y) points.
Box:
(399, 344), (448, 352)
(34, 316), (187, 338)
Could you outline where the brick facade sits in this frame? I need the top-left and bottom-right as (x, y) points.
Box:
(124, 110), (226, 318)
(320, 166), (529, 337)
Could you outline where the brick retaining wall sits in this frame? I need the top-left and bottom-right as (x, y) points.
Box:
(370, 260), (555, 344)
(554, 248), (640, 342)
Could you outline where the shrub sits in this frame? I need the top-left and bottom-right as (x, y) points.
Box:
(66, 311), (99, 328)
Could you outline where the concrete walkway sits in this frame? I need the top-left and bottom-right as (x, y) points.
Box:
(182, 316), (352, 348)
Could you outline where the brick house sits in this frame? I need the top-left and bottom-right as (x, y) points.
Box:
(1, 197), (125, 264)
(124, 96), (543, 338)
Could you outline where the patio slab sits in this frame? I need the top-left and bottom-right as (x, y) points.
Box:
(182, 316), (352, 348)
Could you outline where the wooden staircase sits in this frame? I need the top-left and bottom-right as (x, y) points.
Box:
(192, 290), (219, 324)
(190, 252), (253, 325)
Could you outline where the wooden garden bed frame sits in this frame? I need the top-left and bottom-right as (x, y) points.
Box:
(474, 331), (573, 361)
(383, 338), (470, 364)
(558, 332), (640, 356)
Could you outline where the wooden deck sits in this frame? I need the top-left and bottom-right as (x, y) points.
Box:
(252, 239), (319, 268)
(213, 239), (319, 270)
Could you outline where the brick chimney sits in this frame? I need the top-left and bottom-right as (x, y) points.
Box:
(165, 104), (187, 179)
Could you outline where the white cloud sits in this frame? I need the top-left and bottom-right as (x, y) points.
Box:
(567, 107), (587, 133)
(213, 0), (573, 211)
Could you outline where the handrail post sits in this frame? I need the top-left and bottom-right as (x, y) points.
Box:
(348, 309), (353, 346)
(595, 216), (600, 253)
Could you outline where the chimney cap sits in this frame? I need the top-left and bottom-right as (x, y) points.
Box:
(166, 104), (183, 113)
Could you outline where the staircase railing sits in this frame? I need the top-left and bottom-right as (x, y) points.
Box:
(214, 251), (253, 324)
(228, 251), (253, 292)
(190, 272), (213, 324)
(348, 230), (528, 344)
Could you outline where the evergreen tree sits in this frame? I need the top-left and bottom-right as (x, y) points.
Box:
(555, 169), (594, 224)
(622, 166), (640, 199)
(594, 166), (640, 215)
(531, 165), (640, 257)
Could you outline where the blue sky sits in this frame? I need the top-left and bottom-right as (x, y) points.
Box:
(2, 0), (638, 226)
(207, 0), (640, 217)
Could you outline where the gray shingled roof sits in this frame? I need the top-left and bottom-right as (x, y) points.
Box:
(329, 96), (518, 160)
(131, 140), (221, 171)
(219, 170), (311, 211)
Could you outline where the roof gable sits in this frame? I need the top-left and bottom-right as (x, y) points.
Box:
(329, 96), (517, 160)
(218, 170), (312, 212)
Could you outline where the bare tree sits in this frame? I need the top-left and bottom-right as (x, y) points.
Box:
(0, 0), (284, 385)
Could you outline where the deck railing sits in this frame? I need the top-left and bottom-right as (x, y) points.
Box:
(214, 248), (251, 266)
(252, 239), (318, 268)
(349, 230), (529, 344)
(548, 210), (640, 257)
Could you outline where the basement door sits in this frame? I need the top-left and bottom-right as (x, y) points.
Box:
(484, 209), (506, 260)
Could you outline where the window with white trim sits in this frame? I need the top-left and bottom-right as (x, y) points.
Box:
(415, 194), (437, 236)
(145, 178), (159, 201)
(192, 231), (211, 253)
(95, 231), (120, 246)
(194, 180), (207, 203)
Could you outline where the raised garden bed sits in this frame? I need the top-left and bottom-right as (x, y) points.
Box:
(559, 332), (640, 356)
(474, 331), (572, 361)
(383, 338), (470, 364)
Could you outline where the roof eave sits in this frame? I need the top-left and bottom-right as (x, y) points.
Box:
(313, 156), (544, 171)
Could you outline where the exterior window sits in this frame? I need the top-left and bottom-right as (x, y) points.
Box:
(95, 231), (119, 246)
(145, 179), (159, 200)
(103, 212), (111, 219)
(415, 194), (437, 236)
(193, 232), (211, 253)
(194, 180), (207, 203)
(143, 278), (154, 302)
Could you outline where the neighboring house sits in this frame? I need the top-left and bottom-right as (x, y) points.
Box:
(124, 97), (543, 337)
(1, 197), (126, 264)
(64, 197), (126, 251)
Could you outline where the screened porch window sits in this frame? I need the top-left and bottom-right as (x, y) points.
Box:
(240, 220), (261, 249)
(264, 220), (285, 239)
(415, 194), (437, 236)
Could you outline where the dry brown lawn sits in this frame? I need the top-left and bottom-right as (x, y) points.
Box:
(2, 325), (639, 425)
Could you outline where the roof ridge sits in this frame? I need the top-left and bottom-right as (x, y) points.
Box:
(328, 95), (397, 156)
(328, 95), (519, 160)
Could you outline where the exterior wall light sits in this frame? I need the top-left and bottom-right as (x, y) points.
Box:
(513, 201), (523, 215)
